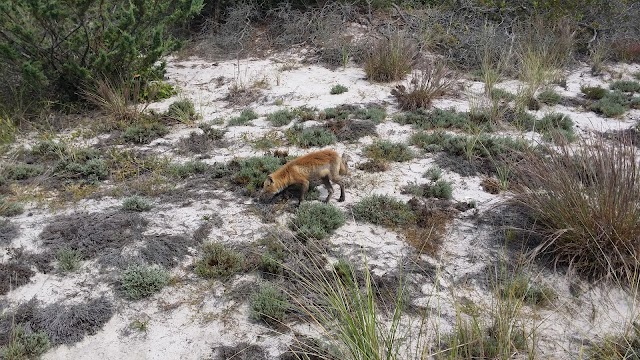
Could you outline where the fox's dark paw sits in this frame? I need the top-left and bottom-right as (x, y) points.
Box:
(338, 197), (345, 202)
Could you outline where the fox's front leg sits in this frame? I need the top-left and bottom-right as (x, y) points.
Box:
(321, 176), (334, 203)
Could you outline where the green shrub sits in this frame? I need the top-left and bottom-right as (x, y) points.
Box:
(259, 253), (283, 276)
(287, 126), (337, 148)
(364, 35), (413, 82)
(122, 196), (153, 212)
(424, 180), (454, 200)
(500, 274), (556, 307)
(290, 202), (345, 240)
(0, 197), (24, 217)
(537, 89), (561, 105)
(120, 264), (170, 300)
(195, 242), (245, 279)
(166, 99), (197, 123)
(352, 195), (415, 228)
(521, 112), (575, 142)
(141, 81), (177, 102)
(0, 1), (203, 104)
(424, 166), (442, 181)
(580, 86), (608, 100)
(166, 161), (211, 179)
(231, 156), (284, 195)
(590, 91), (629, 117)
(267, 109), (296, 126)
(610, 80), (640, 93)
(228, 108), (259, 126)
(2, 163), (44, 180)
(323, 105), (386, 124)
(394, 108), (472, 130)
(30, 140), (67, 160)
(56, 248), (83, 273)
(411, 132), (527, 160)
(330, 84), (349, 94)
(54, 148), (109, 184)
(490, 88), (516, 101)
(0, 325), (50, 360)
(250, 283), (289, 325)
(122, 122), (169, 144)
(364, 140), (414, 162)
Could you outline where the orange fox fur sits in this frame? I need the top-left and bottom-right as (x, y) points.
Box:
(261, 149), (349, 204)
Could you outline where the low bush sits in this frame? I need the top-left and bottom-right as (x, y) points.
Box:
(166, 99), (197, 123)
(588, 323), (640, 359)
(122, 196), (153, 212)
(122, 122), (169, 144)
(330, 84), (349, 95)
(423, 180), (454, 200)
(249, 283), (290, 325)
(364, 35), (413, 82)
(512, 139), (640, 283)
(521, 113), (575, 143)
(424, 166), (442, 181)
(267, 109), (296, 126)
(610, 80), (640, 93)
(0, 325), (50, 360)
(394, 108), (473, 131)
(537, 89), (561, 105)
(166, 161), (211, 179)
(0, 263), (34, 295)
(54, 147), (109, 184)
(490, 88), (516, 101)
(352, 195), (415, 228)
(0, 198), (24, 217)
(194, 242), (245, 279)
(230, 156), (285, 195)
(290, 202), (345, 240)
(411, 132), (528, 160)
(499, 274), (556, 307)
(287, 126), (337, 148)
(56, 248), (83, 273)
(580, 85), (608, 100)
(120, 264), (170, 300)
(228, 108), (259, 126)
(364, 141), (414, 162)
(590, 90), (629, 117)
(2, 164), (44, 181)
(140, 81), (176, 102)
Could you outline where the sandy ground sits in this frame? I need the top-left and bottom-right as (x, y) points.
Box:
(1, 54), (639, 360)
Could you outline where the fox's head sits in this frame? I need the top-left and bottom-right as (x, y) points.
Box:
(259, 175), (279, 201)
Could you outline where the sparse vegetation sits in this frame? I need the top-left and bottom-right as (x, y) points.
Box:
(394, 108), (478, 131)
(423, 180), (454, 200)
(391, 62), (458, 110)
(589, 323), (640, 359)
(610, 80), (640, 93)
(195, 242), (245, 280)
(290, 202), (345, 240)
(0, 198), (24, 217)
(267, 109), (296, 127)
(286, 125), (337, 148)
(537, 88), (561, 105)
(364, 34), (413, 82)
(424, 166), (442, 181)
(581, 85), (608, 100)
(330, 84), (348, 95)
(56, 248), (83, 273)
(231, 156), (285, 195)
(353, 195), (415, 228)
(0, 324), (50, 360)
(166, 99), (198, 123)
(122, 121), (169, 144)
(411, 132), (528, 160)
(120, 264), (170, 300)
(2, 163), (44, 181)
(364, 141), (414, 163)
(228, 108), (259, 126)
(521, 112), (575, 143)
(249, 283), (289, 325)
(590, 90), (629, 117)
(500, 273), (556, 307)
(122, 196), (153, 212)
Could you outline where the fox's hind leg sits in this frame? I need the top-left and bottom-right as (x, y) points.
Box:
(298, 179), (310, 205)
(333, 176), (345, 202)
(321, 176), (334, 203)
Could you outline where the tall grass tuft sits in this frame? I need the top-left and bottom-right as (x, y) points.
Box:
(512, 137), (640, 283)
(364, 34), (414, 82)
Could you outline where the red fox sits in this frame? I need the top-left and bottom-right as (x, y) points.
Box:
(260, 149), (350, 204)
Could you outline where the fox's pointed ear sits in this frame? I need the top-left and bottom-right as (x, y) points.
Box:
(266, 175), (273, 184)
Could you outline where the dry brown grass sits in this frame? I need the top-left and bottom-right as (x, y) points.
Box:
(364, 34), (414, 82)
(512, 137), (640, 283)
(391, 61), (459, 111)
